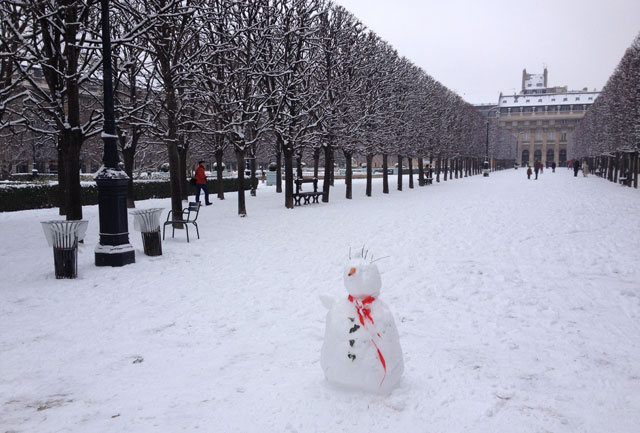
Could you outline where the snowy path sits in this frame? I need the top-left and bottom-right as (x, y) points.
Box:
(1, 169), (639, 432)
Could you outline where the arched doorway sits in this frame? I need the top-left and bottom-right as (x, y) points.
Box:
(534, 149), (542, 164)
(546, 149), (554, 167)
(521, 150), (529, 166)
(559, 149), (567, 166)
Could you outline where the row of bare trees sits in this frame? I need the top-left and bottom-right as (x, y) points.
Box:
(1, 0), (513, 220)
(569, 32), (639, 187)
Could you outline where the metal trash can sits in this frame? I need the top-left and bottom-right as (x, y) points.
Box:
(131, 208), (164, 256)
(41, 220), (89, 279)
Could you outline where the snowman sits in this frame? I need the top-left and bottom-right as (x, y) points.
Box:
(320, 250), (404, 393)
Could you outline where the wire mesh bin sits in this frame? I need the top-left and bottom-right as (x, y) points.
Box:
(131, 208), (164, 256)
(41, 220), (89, 279)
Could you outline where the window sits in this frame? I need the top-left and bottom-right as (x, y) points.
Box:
(523, 107), (533, 113)
(560, 105), (571, 111)
(588, 97), (593, 100)
(524, 120), (530, 126)
(551, 98), (556, 102)
(535, 131), (543, 141)
(523, 132), (529, 140)
(547, 105), (557, 111)
(538, 99), (542, 102)
(563, 97), (568, 101)
(503, 100), (507, 103)
(526, 99), (530, 103)
(548, 131), (554, 140)
(575, 97), (580, 101)
(512, 121), (518, 126)
(500, 107), (509, 114)
(521, 150), (530, 165)
(572, 105), (583, 112)
(561, 131), (567, 141)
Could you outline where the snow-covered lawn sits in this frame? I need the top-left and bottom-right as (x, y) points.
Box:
(1, 169), (639, 433)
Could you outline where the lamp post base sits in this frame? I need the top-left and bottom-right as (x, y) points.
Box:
(95, 243), (135, 267)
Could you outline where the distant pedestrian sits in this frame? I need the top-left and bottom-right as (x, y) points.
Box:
(573, 160), (580, 177)
(194, 160), (212, 206)
(534, 161), (540, 180)
(568, 160), (572, 170)
(551, 162), (556, 173)
(527, 165), (532, 179)
(582, 160), (589, 177)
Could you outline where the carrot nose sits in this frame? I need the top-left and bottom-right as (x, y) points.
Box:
(348, 267), (356, 276)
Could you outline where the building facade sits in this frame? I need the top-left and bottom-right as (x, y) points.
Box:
(496, 69), (598, 167)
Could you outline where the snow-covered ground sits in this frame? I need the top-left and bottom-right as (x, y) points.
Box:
(1, 169), (639, 433)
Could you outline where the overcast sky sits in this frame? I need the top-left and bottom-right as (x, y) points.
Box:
(332, 0), (640, 105)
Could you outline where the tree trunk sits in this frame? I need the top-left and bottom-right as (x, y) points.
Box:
(215, 149), (225, 199)
(283, 146), (294, 209)
(344, 150), (352, 199)
(436, 157), (441, 182)
(276, 150), (283, 193)
(322, 144), (331, 203)
(66, 147), (83, 220)
(418, 157), (425, 186)
(57, 146), (67, 216)
(250, 155), (257, 196)
(313, 148), (320, 179)
(167, 142), (183, 229)
(397, 155), (402, 191)
(444, 157), (448, 181)
(122, 146), (136, 208)
(382, 153), (389, 194)
(634, 152), (639, 189)
(178, 145), (188, 201)
(366, 153), (373, 197)
(235, 149), (247, 216)
(408, 157), (414, 188)
(330, 149), (335, 186)
(296, 152), (303, 179)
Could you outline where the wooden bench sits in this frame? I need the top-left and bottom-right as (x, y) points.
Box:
(163, 202), (200, 242)
(425, 176), (433, 185)
(293, 178), (323, 206)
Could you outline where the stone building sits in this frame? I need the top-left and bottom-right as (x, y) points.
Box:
(496, 68), (599, 167)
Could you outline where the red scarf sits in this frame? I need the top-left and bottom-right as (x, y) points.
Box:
(348, 295), (387, 386)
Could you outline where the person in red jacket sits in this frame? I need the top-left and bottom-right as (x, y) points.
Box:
(195, 160), (212, 205)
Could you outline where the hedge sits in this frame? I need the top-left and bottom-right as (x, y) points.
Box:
(0, 178), (258, 212)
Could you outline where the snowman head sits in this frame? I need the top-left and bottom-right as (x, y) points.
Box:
(343, 251), (382, 298)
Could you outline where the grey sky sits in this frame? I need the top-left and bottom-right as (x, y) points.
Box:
(332, 0), (640, 105)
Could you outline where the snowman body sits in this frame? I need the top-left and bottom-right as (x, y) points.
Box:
(321, 257), (404, 393)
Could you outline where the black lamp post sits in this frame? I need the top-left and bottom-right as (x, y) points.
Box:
(483, 118), (490, 177)
(94, 0), (135, 267)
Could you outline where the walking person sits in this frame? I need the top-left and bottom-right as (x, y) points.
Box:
(194, 160), (212, 206)
(573, 159), (580, 177)
(527, 165), (532, 179)
(551, 161), (556, 173)
(534, 161), (540, 180)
